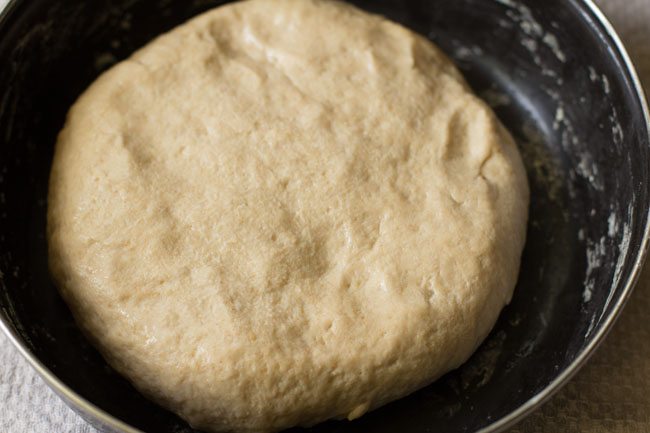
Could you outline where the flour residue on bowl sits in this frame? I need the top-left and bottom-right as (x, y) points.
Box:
(494, 0), (634, 320)
(460, 331), (507, 391)
(606, 204), (633, 311)
(452, 44), (484, 61)
(613, 219), (632, 287)
(582, 201), (632, 328)
(588, 66), (624, 147)
(495, 0), (567, 83)
(608, 212), (618, 237)
(541, 33), (566, 63)
(610, 106), (625, 146)
(494, 2), (613, 197)
(551, 102), (605, 192)
(518, 122), (565, 205)
(583, 236), (606, 303)
(579, 62), (629, 316)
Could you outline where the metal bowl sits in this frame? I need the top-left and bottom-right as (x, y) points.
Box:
(0, 0), (648, 432)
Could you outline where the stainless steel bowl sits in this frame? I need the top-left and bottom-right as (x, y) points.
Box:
(1, 0), (649, 432)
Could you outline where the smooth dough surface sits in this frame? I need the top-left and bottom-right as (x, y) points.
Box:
(48, 0), (529, 431)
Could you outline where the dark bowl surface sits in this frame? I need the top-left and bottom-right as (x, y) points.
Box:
(0, 0), (648, 432)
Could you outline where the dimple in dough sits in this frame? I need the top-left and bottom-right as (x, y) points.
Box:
(47, 0), (529, 432)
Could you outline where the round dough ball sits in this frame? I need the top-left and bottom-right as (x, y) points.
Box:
(47, 0), (529, 432)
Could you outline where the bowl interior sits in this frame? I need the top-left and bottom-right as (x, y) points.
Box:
(0, 0), (648, 432)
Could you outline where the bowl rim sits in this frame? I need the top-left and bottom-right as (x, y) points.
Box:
(0, 1), (649, 432)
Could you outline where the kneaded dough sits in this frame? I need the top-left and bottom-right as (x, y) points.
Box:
(48, 0), (529, 431)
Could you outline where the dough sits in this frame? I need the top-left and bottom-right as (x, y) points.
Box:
(47, 0), (529, 431)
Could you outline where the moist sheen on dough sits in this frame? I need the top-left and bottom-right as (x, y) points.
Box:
(47, 0), (529, 432)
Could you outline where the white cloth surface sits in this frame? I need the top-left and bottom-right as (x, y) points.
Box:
(1, 0), (649, 432)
